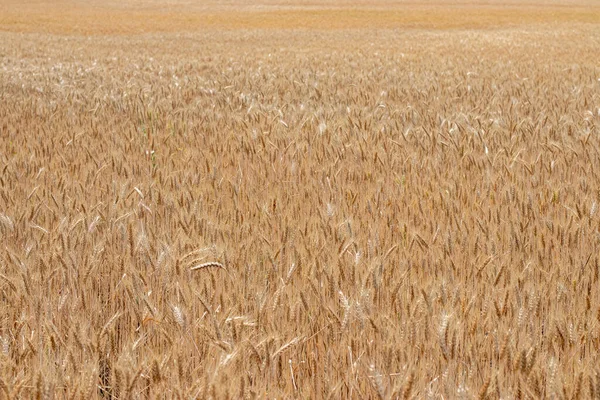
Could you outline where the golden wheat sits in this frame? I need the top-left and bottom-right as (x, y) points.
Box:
(0, 0), (599, 398)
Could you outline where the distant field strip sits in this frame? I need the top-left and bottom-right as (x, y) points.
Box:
(1, 6), (599, 34)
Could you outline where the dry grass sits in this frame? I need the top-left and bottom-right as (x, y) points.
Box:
(1, 0), (600, 398)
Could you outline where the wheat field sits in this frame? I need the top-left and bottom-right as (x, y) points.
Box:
(1, 0), (600, 398)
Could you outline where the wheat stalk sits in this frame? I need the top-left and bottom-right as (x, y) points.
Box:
(190, 262), (225, 271)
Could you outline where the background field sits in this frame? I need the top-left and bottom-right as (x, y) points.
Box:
(1, 0), (600, 398)
(1, 0), (600, 33)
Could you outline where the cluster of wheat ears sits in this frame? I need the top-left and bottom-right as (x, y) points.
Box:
(0, 10), (600, 399)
